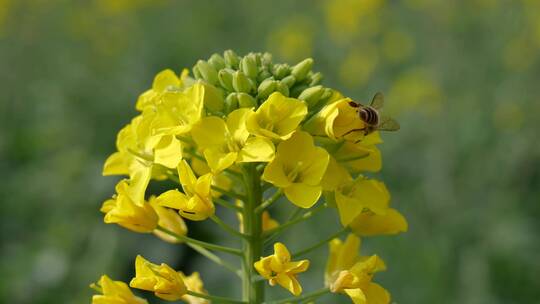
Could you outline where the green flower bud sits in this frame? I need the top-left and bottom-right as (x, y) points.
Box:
(291, 58), (313, 81)
(241, 54), (259, 79)
(208, 53), (226, 70)
(196, 60), (218, 85)
(290, 84), (308, 97)
(261, 52), (273, 67)
(298, 85), (324, 107)
(257, 78), (276, 99)
(309, 72), (323, 86)
(224, 50), (240, 69)
(237, 93), (257, 108)
(232, 70), (254, 93)
(320, 88), (333, 100)
(276, 81), (290, 96)
(225, 93), (239, 114)
(281, 75), (296, 88)
(257, 69), (272, 82)
(192, 65), (202, 79)
(272, 64), (290, 79)
(218, 68), (234, 91)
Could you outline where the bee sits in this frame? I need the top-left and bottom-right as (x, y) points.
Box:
(347, 92), (400, 135)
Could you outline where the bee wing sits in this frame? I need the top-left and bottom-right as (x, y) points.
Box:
(377, 116), (400, 131)
(370, 92), (385, 110)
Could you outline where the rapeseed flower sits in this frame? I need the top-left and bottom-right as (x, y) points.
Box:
(130, 255), (187, 301)
(254, 242), (310, 296)
(91, 275), (148, 304)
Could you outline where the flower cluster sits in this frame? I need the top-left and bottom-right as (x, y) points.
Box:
(93, 50), (407, 304)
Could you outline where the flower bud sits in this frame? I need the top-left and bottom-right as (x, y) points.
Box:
(232, 70), (254, 93)
(291, 58), (313, 81)
(195, 60), (218, 85)
(272, 64), (290, 79)
(298, 85), (324, 107)
(224, 50), (240, 69)
(276, 81), (290, 96)
(320, 88), (333, 100)
(261, 52), (273, 67)
(257, 78), (277, 99)
(208, 53), (226, 70)
(309, 72), (323, 86)
(281, 75), (296, 88)
(225, 93), (239, 114)
(237, 93), (257, 108)
(241, 54), (259, 79)
(218, 68), (234, 91)
(192, 65), (202, 79)
(257, 70), (272, 83)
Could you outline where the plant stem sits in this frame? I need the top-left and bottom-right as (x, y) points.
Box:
(263, 203), (326, 244)
(186, 290), (247, 304)
(214, 197), (243, 212)
(186, 243), (242, 277)
(264, 287), (331, 304)
(211, 185), (246, 201)
(156, 226), (242, 256)
(241, 164), (265, 303)
(291, 227), (350, 258)
(210, 215), (250, 239)
(254, 189), (282, 214)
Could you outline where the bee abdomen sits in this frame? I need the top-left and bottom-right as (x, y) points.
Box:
(359, 106), (379, 126)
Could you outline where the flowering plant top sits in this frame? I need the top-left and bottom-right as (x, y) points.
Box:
(93, 50), (407, 304)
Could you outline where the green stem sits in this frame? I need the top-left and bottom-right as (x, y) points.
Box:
(186, 243), (242, 278)
(263, 203), (326, 244)
(254, 189), (282, 214)
(212, 185), (246, 201)
(291, 227), (350, 258)
(186, 290), (247, 304)
(264, 287), (331, 304)
(210, 215), (250, 239)
(214, 197), (243, 212)
(241, 164), (265, 303)
(156, 226), (242, 256)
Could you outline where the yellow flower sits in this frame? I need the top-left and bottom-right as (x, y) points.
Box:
(130, 255), (187, 301)
(156, 160), (215, 221)
(102, 114), (182, 202)
(149, 197), (188, 243)
(254, 242), (310, 296)
(100, 180), (158, 233)
(179, 272), (209, 304)
(191, 108), (275, 173)
(135, 69), (190, 111)
(190, 157), (233, 198)
(349, 208), (408, 237)
(334, 177), (390, 226)
(247, 92), (308, 140)
(262, 131), (329, 208)
(325, 234), (390, 304)
(303, 98), (366, 142)
(331, 132), (382, 174)
(91, 275), (148, 304)
(148, 83), (205, 136)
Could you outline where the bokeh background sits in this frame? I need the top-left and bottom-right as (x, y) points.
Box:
(2, 0), (540, 303)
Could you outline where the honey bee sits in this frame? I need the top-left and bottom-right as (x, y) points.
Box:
(347, 92), (400, 135)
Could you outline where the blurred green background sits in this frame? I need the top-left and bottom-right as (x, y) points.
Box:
(2, 0), (540, 303)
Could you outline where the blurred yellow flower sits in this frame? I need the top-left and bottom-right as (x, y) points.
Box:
(325, 234), (390, 304)
(349, 208), (408, 237)
(100, 180), (158, 233)
(247, 92), (308, 141)
(387, 68), (442, 115)
(335, 177), (390, 226)
(130, 255), (187, 301)
(191, 108), (275, 173)
(267, 18), (313, 62)
(91, 275), (148, 304)
(255, 242), (310, 296)
(339, 46), (379, 88)
(262, 131), (329, 208)
(157, 160), (214, 221)
(179, 272), (209, 304)
(324, 0), (384, 43)
(149, 197), (188, 243)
